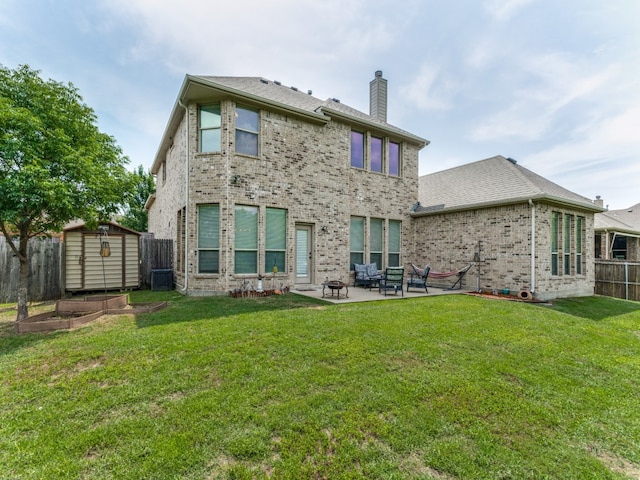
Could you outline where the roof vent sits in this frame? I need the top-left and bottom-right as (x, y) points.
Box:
(291, 86), (298, 91)
(332, 98), (341, 103)
(307, 90), (312, 95)
(259, 78), (268, 84)
(507, 157), (517, 164)
(274, 80), (281, 85)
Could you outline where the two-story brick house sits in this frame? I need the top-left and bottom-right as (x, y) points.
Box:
(147, 72), (605, 300)
(146, 72), (428, 294)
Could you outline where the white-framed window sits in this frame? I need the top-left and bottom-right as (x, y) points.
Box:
(350, 131), (365, 168)
(176, 207), (185, 273)
(370, 218), (384, 267)
(576, 216), (584, 274)
(197, 204), (219, 274)
(551, 212), (560, 275)
(389, 141), (400, 176)
(564, 214), (572, 275)
(235, 106), (259, 156)
(199, 104), (221, 153)
(388, 220), (401, 267)
(265, 208), (286, 273)
(235, 205), (258, 273)
(370, 136), (383, 173)
(350, 216), (365, 266)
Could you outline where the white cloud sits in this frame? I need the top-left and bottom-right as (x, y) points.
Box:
(470, 52), (616, 142)
(483, 0), (537, 21)
(400, 63), (454, 111)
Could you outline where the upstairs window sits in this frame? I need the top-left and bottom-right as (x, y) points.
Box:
(235, 106), (259, 156)
(199, 104), (221, 152)
(389, 141), (400, 176)
(370, 136), (383, 173)
(350, 131), (364, 168)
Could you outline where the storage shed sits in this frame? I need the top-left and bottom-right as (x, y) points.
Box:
(64, 221), (141, 292)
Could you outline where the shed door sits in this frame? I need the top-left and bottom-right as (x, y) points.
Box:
(83, 234), (123, 290)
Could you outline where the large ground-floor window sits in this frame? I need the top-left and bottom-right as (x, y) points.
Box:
(235, 205), (259, 274)
(197, 204), (219, 274)
(551, 211), (585, 276)
(265, 207), (287, 273)
(350, 216), (402, 269)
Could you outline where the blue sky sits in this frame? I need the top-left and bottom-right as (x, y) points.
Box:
(1, 0), (638, 209)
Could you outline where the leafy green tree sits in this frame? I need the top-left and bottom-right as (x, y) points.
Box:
(0, 64), (133, 323)
(119, 164), (154, 232)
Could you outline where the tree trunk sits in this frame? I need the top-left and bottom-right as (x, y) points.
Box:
(15, 234), (30, 326)
(16, 255), (29, 323)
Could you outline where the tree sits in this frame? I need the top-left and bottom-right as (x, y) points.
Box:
(0, 64), (133, 323)
(119, 164), (155, 232)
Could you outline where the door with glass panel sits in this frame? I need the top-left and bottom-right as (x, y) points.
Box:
(295, 225), (313, 284)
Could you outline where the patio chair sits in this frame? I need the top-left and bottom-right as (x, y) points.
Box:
(379, 266), (405, 296)
(407, 264), (430, 293)
(353, 262), (383, 289)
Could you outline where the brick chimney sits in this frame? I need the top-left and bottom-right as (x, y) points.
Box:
(369, 70), (387, 122)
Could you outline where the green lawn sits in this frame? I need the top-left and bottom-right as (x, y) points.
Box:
(1, 292), (639, 479)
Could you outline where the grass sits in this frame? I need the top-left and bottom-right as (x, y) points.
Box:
(1, 292), (639, 479)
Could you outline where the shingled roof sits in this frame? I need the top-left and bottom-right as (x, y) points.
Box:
(153, 74), (428, 172)
(414, 155), (604, 216)
(595, 202), (640, 234)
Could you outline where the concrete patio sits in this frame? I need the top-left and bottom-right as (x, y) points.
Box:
(292, 282), (467, 304)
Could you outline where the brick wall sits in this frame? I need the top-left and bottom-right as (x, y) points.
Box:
(149, 100), (421, 294)
(412, 202), (596, 300)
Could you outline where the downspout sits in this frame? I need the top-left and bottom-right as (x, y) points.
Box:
(609, 232), (617, 259)
(179, 98), (189, 294)
(529, 199), (536, 293)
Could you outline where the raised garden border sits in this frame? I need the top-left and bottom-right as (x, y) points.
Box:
(16, 294), (167, 333)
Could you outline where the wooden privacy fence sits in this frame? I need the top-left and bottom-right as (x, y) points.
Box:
(595, 260), (640, 302)
(1, 236), (174, 302)
(139, 237), (174, 289)
(0, 236), (65, 303)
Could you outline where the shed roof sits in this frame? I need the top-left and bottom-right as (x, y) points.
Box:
(414, 155), (604, 216)
(63, 220), (141, 236)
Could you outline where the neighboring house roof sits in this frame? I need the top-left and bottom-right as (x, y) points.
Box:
(414, 155), (604, 216)
(595, 203), (640, 235)
(152, 75), (428, 174)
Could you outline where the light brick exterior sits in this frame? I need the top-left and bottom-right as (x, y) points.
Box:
(412, 202), (597, 300)
(149, 94), (422, 295)
(148, 75), (600, 301)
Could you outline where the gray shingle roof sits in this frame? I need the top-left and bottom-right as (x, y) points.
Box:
(191, 76), (428, 145)
(595, 202), (640, 234)
(415, 155), (603, 215)
(196, 76), (325, 112)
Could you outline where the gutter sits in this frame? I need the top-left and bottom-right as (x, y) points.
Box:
(178, 98), (189, 294)
(529, 199), (536, 294)
(412, 194), (606, 218)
